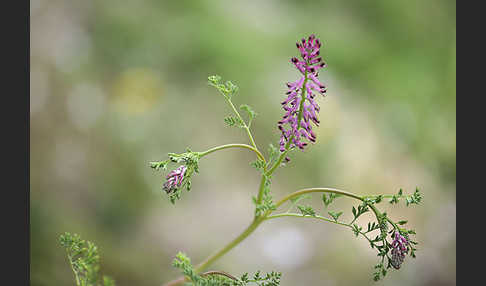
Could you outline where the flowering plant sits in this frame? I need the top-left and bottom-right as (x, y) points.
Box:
(60, 34), (422, 286)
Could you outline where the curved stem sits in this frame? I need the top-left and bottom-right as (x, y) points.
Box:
(264, 213), (375, 244)
(265, 213), (350, 227)
(194, 217), (265, 273)
(200, 270), (239, 281)
(272, 187), (364, 210)
(199, 143), (265, 164)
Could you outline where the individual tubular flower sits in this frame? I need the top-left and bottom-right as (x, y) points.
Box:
(278, 34), (327, 153)
(163, 165), (187, 194)
(390, 232), (409, 269)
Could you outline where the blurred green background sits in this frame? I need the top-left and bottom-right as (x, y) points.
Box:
(30, 0), (455, 285)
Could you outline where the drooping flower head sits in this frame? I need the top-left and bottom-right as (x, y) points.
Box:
(278, 34), (327, 153)
(163, 165), (187, 194)
(390, 231), (409, 269)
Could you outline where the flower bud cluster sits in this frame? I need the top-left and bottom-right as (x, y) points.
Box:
(390, 232), (409, 269)
(163, 165), (187, 194)
(278, 34), (327, 153)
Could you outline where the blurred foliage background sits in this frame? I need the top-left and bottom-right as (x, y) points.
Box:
(30, 0), (455, 285)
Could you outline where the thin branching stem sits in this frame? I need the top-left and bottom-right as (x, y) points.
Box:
(265, 213), (349, 227)
(264, 213), (375, 244)
(200, 270), (239, 281)
(200, 143), (266, 164)
(272, 187), (364, 210)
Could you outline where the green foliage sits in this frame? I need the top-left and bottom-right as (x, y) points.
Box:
(288, 194), (311, 207)
(253, 175), (276, 216)
(388, 188), (422, 206)
(151, 148), (202, 204)
(250, 159), (266, 171)
(372, 263), (387, 281)
(149, 160), (169, 171)
(351, 203), (369, 221)
(377, 213), (389, 239)
(150, 74), (424, 284)
(208, 75), (239, 99)
(406, 188), (422, 206)
(351, 224), (362, 237)
(239, 104), (257, 126)
(266, 144), (279, 168)
(172, 252), (281, 286)
(172, 252), (207, 285)
(322, 193), (341, 207)
(238, 271), (281, 286)
(297, 205), (316, 217)
(224, 116), (245, 128)
(328, 211), (343, 222)
(366, 222), (380, 233)
(59, 232), (115, 286)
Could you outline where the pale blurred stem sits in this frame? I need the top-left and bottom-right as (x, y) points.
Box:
(193, 217), (265, 273)
(265, 70), (309, 177)
(272, 188), (364, 209)
(199, 143), (265, 163)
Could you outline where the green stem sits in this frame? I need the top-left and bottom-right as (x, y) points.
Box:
(255, 175), (267, 207)
(264, 213), (375, 245)
(272, 187), (364, 210)
(199, 143), (265, 163)
(194, 217), (265, 273)
(200, 270), (239, 281)
(265, 213), (350, 227)
(67, 253), (81, 286)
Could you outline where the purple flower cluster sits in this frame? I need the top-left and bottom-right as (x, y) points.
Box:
(390, 232), (409, 269)
(278, 34), (327, 152)
(163, 165), (187, 194)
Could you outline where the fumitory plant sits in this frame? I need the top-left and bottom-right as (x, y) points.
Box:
(150, 34), (422, 285)
(60, 34), (422, 285)
(59, 232), (116, 286)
